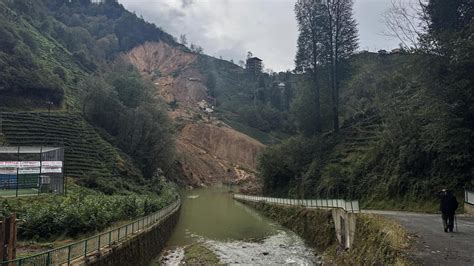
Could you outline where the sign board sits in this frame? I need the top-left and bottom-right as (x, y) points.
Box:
(17, 167), (62, 174)
(20, 161), (41, 168)
(0, 169), (16, 175)
(42, 167), (62, 173)
(41, 161), (63, 167)
(0, 162), (20, 168)
(0, 161), (62, 168)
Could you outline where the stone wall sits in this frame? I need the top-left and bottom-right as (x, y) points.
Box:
(87, 207), (180, 266)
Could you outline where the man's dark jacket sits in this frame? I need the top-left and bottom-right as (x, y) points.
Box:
(440, 193), (458, 214)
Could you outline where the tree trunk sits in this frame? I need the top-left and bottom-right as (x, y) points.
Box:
(313, 72), (321, 133)
(332, 55), (339, 133)
(311, 25), (321, 133)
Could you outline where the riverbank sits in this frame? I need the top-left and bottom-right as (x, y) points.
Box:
(155, 187), (318, 264)
(242, 201), (413, 265)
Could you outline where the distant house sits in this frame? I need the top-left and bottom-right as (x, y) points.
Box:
(246, 57), (263, 75)
(391, 48), (402, 54)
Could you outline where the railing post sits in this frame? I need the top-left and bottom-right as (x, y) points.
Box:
(108, 230), (112, 245)
(46, 251), (51, 266)
(67, 245), (71, 265)
(98, 234), (101, 252)
(84, 239), (88, 258)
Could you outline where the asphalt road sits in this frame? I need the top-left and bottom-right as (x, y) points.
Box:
(364, 210), (474, 265)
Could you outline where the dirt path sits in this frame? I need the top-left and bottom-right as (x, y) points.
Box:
(364, 210), (474, 265)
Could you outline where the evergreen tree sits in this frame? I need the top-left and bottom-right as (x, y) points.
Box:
(294, 0), (328, 134)
(323, 0), (358, 132)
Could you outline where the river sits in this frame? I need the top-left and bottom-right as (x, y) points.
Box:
(154, 186), (317, 265)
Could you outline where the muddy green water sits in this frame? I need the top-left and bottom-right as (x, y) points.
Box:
(158, 186), (317, 265)
(167, 186), (278, 246)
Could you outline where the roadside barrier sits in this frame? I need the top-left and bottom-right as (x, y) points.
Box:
(233, 194), (360, 213)
(1, 199), (181, 266)
(466, 190), (474, 205)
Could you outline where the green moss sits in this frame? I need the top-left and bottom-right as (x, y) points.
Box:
(184, 244), (221, 265)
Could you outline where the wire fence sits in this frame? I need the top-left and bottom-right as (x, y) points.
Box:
(465, 190), (474, 205)
(1, 199), (181, 266)
(233, 194), (360, 213)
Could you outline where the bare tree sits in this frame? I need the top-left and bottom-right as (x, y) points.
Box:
(382, 0), (428, 50)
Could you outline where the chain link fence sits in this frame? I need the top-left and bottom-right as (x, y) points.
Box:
(1, 199), (181, 265)
(233, 194), (360, 213)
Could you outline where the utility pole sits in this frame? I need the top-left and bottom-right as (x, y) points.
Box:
(0, 213), (17, 262)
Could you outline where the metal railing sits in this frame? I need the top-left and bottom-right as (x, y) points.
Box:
(1, 199), (181, 266)
(233, 194), (360, 213)
(465, 190), (474, 205)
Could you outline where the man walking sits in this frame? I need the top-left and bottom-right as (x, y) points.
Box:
(439, 189), (458, 232)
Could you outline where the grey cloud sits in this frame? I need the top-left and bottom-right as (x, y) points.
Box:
(120, 0), (402, 71)
(181, 0), (194, 8)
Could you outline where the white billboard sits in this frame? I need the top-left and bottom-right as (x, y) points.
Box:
(0, 161), (63, 168)
(16, 167), (63, 174)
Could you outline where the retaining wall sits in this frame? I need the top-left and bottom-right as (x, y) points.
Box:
(238, 200), (411, 265)
(87, 206), (180, 266)
(465, 203), (474, 214)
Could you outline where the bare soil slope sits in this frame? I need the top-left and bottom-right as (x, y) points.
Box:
(124, 42), (264, 187)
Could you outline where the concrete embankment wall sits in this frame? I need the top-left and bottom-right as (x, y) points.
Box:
(242, 201), (335, 252)
(87, 207), (180, 266)
(241, 201), (412, 265)
(465, 203), (474, 214)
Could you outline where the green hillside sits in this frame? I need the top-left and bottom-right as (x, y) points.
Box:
(198, 55), (296, 144)
(259, 50), (473, 211)
(0, 112), (143, 193)
(0, 0), (176, 187)
(0, 0), (181, 243)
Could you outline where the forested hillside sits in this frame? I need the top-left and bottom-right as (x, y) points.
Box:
(258, 0), (473, 210)
(0, 0), (184, 243)
(0, 0), (176, 190)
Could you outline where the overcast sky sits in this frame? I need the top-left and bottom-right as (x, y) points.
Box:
(119, 0), (402, 72)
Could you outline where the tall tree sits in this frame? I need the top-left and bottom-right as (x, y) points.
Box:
(324, 0), (358, 132)
(294, 0), (328, 134)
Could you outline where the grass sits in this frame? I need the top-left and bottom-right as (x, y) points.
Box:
(0, 188), (39, 197)
(184, 244), (221, 265)
(327, 214), (413, 265)
(363, 199), (439, 213)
